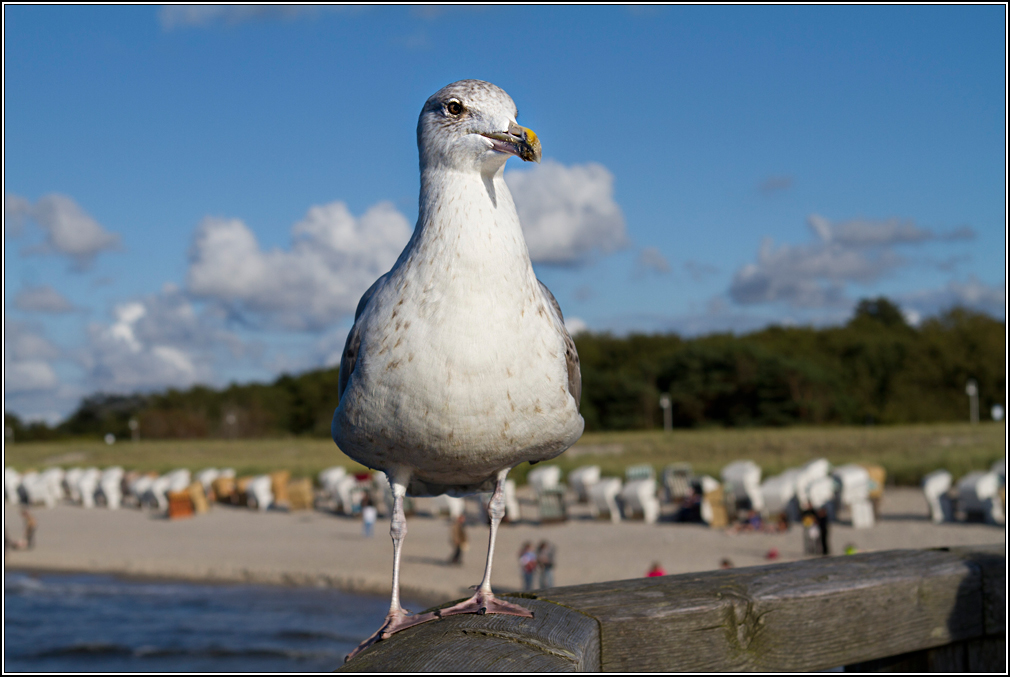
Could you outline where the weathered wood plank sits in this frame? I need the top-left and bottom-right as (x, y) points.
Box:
(339, 547), (1003, 672)
(844, 637), (1006, 673)
(948, 543), (1005, 636)
(532, 548), (993, 672)
(338, 597), (600, 672)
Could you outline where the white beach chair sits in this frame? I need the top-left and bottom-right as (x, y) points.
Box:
(832, 464), (873, 528)
(662, 463), (694, 504)
(795, 459), (830, 509)
(956, 471), (1004, 525)
(699, 475), (724, 526)
(620, 478), (660, 524)
(431, 493), (466, 519)
(329, 474), (360, 516)
(97, 467), (124, 509)
(195, 468), (221, 493)
(807, 476), (836, 512)
(4, 467), (22, 503)
(568, 466), (600, 503)
(922, 470), (954, 523)
(20, 471), (56, 508)
(76, 468), (101, 508)
(589, 477), (623, 523)
(40, 467), (66, 506)
(721, 460), (764, 513)
(991, 459), (1005, 484)
(527, 465), (562, 492)
(760, 469), (800, 521)
(63, 468), (85, 503)
(625, 464), (655, 482)
(127, 473), (155, 508)
(246, 475), (274, 511)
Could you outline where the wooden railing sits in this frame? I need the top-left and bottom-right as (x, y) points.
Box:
(339, 544), (1004, 672)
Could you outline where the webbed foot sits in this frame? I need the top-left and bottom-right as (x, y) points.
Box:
(345, 608), (439, 662)
(435, 589), (534, 619)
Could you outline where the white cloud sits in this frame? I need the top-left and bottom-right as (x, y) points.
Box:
(4, 321), (62, 395)
(900, 277), (1006, 320)
(13, 285), (75, 313)
(4, 361), (58, 394)
(8, 193), (121, 269)
(158, 5), (353, 30)
(506, 160), (628, 265)
(635, 247), (671, 276)
(186, 201), (412, 331)
(684, 260), (719, 282)
(5, 320), (62, 362)
(73, 285), (249, 394)
(565, 316), (589, 336)
(81, 314), (200, 393)
(5, 193), (31, 236)
(729, 214), (973, 309)
(759, 175), (793, 194)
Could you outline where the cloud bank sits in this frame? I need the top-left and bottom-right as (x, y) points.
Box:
(6, 193), (121, 270)
(14, 285), (75, 314)
(186, 200), (412, 331)
(729, 214), (976, 309)
(506, 160), (629, 266)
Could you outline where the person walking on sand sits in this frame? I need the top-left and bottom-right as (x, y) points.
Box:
(519, 542), (537, 590)
(449, 514), (468, 565)
(536, 540), (555, 589)
(361, 497), (377, 538)
(21, 509), (36, 550)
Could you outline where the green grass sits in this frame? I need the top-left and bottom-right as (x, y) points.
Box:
(4, 422), (1004, 486)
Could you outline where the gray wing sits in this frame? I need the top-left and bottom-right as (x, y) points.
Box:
(538, 280), (582, 412)
(338, 274), (387, 403)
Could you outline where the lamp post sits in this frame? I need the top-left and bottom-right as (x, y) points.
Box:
(659, 394), (672, 432)
(965, 380), (979, 425)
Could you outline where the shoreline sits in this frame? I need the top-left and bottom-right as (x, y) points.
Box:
(4, 488), (1004, 606)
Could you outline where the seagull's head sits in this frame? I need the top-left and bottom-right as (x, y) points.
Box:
(418, 80), (541, 175)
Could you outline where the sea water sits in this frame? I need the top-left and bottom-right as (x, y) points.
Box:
(4, 571), (416, 672)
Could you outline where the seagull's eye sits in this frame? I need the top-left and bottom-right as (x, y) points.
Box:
(446, 101), (464, 116)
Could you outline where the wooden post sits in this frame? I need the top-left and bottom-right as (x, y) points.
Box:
(339, 545), (1004, 672)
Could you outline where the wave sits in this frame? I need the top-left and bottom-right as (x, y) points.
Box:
(20, 643), (343, 661)
(273, 629), (362, 643)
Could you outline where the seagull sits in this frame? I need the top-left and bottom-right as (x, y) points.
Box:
(332, 80), (584, 660)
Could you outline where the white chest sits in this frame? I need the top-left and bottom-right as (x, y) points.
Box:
(333, 171), (583, 484)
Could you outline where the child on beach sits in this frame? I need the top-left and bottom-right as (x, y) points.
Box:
(519, 542), (537, 590)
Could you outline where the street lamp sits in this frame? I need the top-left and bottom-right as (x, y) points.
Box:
(659, 394), (672, 432)
(965, 379), (979, 425)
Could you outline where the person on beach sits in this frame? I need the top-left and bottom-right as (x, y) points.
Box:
(519, 542), (537, 590)
(536, 540), (555, 589)
(21, 509), (36, 550)
(361, 497), (377, 537)
(449, 514), (468, 565)
(815, 507), (830, 556)
(5, 529), (26, 551)
(646, 561), (666, 577)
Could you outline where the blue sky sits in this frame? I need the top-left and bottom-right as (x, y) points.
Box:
(4, 5), (1006, 422)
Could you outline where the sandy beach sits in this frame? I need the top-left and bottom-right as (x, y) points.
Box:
(4, 487), (1004, 604)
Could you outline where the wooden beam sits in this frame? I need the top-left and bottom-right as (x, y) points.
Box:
(339, 545), (1004, 672)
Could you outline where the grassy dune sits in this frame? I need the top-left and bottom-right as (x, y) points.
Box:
(4, 422), (1004, 486)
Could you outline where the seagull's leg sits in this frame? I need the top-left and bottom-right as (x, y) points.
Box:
(346, 470), (438, 662)
(437, 468), (534, 619)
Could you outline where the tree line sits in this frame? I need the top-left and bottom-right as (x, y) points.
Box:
(5, 298), (1005, 442)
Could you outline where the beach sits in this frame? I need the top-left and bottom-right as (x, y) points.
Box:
(4, 487), (1004, 604)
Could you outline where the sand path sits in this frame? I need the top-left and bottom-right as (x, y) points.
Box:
(4, 488), (1004, 604)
